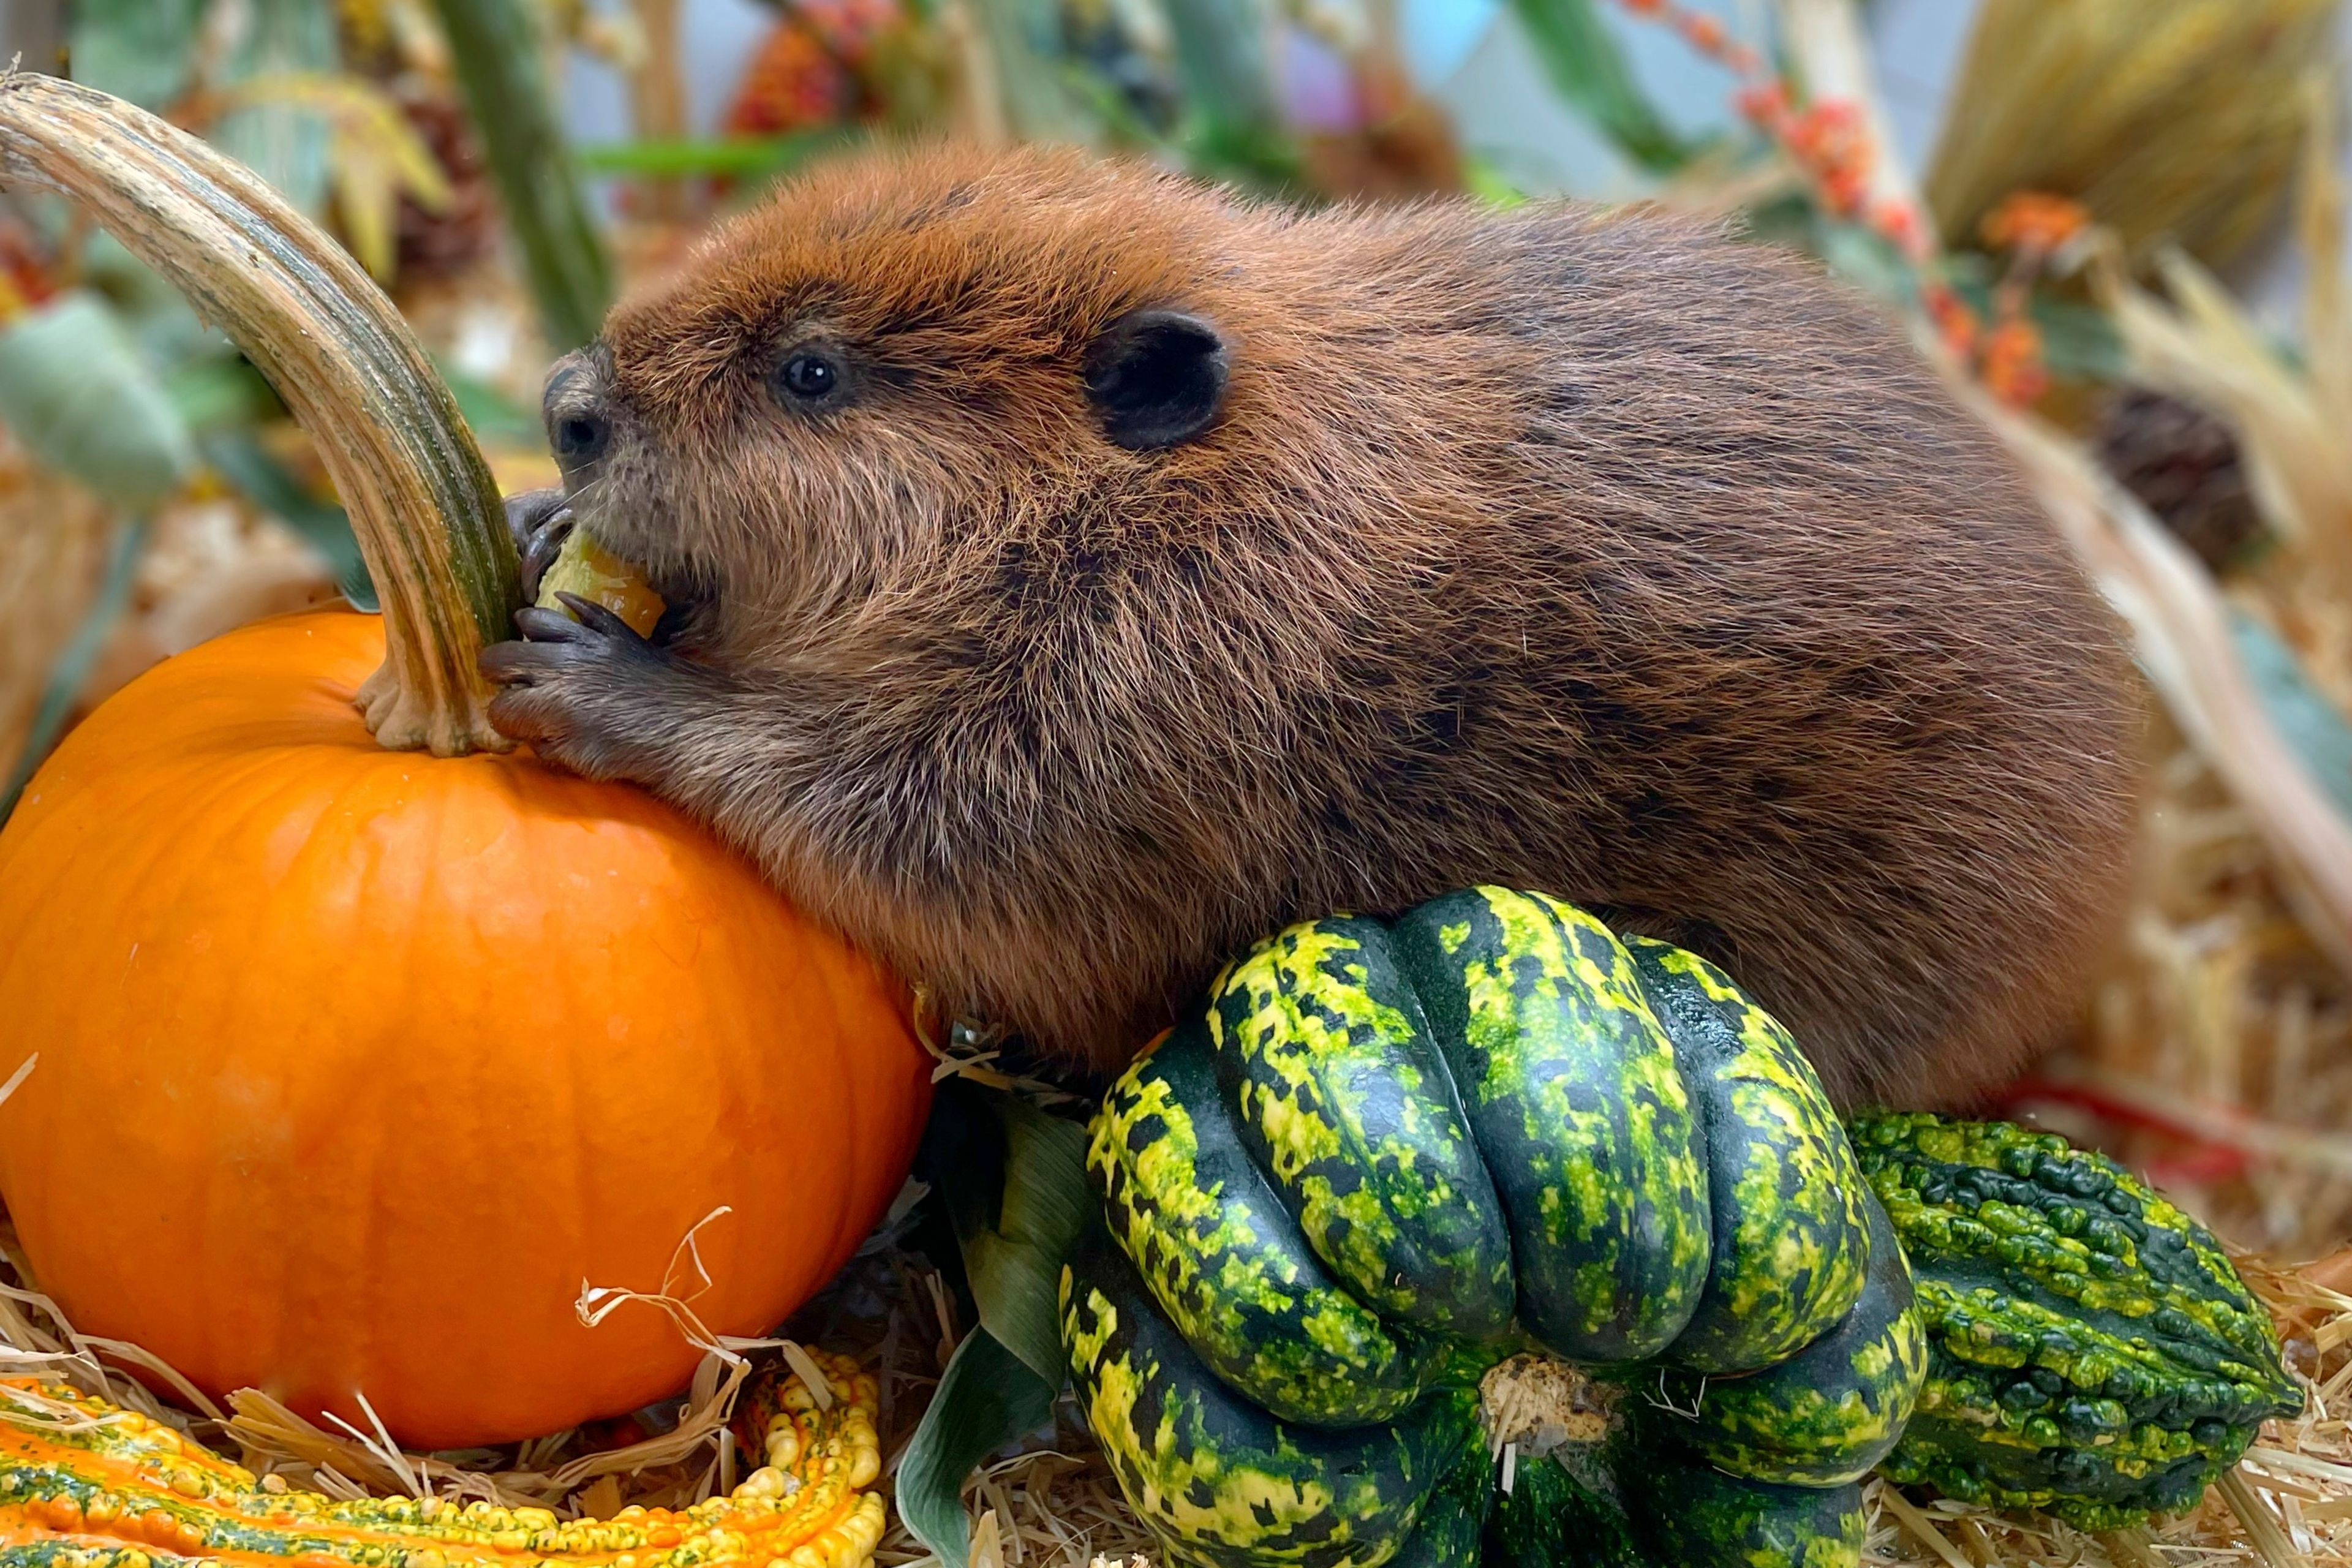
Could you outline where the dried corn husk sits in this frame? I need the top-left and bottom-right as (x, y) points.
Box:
(1926, 0), (2339, 268)
(0, 433), (108, 772)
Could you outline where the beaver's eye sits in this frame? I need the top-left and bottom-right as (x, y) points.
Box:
(777, 352), (839, 402)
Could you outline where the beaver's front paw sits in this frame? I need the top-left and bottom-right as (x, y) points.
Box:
(480, 595), (703, 782)
(503, 488), (575, 601)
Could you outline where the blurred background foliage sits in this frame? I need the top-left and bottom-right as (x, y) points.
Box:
(7, 0), (2352, 1261)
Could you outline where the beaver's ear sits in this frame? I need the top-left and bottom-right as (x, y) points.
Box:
(1084, 309), (1228, 451)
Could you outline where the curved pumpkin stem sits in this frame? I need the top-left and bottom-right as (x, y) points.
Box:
(0, 72), (521, 756)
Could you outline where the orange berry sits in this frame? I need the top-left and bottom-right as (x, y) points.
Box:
(1925, 284), (1980, 360)
(1980, 190), (2090, 254)
(1678, 13), (1727, 51)
(1871, 200), (1931, 260)
(1980, 318), (2049, 406)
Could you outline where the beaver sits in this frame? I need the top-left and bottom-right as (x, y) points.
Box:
(479, 143), (2139, 1109)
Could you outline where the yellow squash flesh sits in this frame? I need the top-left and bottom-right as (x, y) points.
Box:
(536, 530), (666, 638)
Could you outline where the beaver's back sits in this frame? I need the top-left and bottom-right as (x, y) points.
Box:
(1092, 192), (2140, 1106)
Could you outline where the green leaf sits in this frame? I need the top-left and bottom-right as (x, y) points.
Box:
(165, 355), (284, 434)
(966, 1096), (1090, 1385)
(1815, 217), (1918, 306)
(896, 1327), (1057, 1568)
(68, 0), (333, 215)
(1507, 0), (1693, 175)
(1159, 0), (1295, 184)
(575, 132), (854, 179)
(2230, 608), (2352, 824)
(932, 1082), (1092, 1387)
(1937, 254), (2127, 383)
(1, 516), (151, 826)
(206, 0), (339, 219)
(80, 232), (230, 371)
(434, 363), (542, 448)
(0, 292), (195, 511)
(200, 432), (375, 610)
(1463, 156), (1532, 209)
(65, 0), (206, 113)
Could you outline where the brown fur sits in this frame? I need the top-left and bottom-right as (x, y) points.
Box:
(481, 142), (2142, 1109)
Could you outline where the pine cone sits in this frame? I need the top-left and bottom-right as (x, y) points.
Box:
(2095, 387), (2263, 572)
(392, 77), (500, 285)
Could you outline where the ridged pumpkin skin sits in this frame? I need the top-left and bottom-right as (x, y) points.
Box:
(1389, 891), (1711, 1365)
(1641, 1193), (1925, 1487)
(1071, 888), (1912, 1568)
(1488, 1414), (1869, 1568)
(1089, 1016), (1434, 1428)
(0, 611), (932, 1449)
(1060, 1231), (1483, 1568)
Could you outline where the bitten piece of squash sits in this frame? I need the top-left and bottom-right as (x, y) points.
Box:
(536, 529), (666, 638)
(0, 1353), (886, 1568)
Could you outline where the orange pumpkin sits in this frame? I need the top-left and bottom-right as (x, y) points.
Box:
(0, 609), (930, 1447)
(0, 79), (933, 1449)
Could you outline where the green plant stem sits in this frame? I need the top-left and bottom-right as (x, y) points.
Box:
(427, 0), (614, 353)
(1509, 0), (1692, 175)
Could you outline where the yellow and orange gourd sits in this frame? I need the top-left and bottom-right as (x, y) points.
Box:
(0, 1357), (886, 1568)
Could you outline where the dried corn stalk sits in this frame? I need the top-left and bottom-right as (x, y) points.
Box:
(1926, 0), (2339, 268)
(2094, 81), (2352, 691)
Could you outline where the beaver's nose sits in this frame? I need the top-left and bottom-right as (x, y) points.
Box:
(543, 349), (612, 480)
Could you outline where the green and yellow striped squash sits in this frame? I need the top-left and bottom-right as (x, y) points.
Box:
(1061, 1229), (1484, 1568)
(1855, 1113), (2304, 1530)
(1640, 1189), (1926, 1486)
(1068, 887), (1913, 1568)
(1487, 1411), (1869, 1568)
